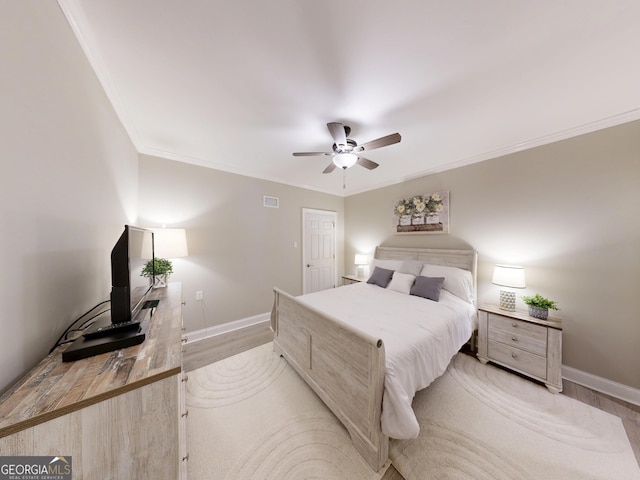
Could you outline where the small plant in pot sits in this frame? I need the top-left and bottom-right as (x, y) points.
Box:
(521, 293), (559, 320)
(141, 257), (174, 288)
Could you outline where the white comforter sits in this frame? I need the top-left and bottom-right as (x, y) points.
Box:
(297, 282), (476, 439)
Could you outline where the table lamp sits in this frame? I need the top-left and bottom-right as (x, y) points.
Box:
(354, 253), (369, 277)
(492, 265), (526, 311)
(152, 228), (188, 259)
(148, 228), (188, 288)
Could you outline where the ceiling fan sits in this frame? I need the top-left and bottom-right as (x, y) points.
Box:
(293, 122), (401, 174)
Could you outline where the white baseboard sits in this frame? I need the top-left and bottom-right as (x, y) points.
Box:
(185, 312), (270, 344)
(563, 365), (640, 407)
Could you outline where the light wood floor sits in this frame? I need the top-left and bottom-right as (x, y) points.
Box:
(183, 323), (640, 479)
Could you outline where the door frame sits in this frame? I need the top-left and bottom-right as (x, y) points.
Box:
(302, 208), (337, 295)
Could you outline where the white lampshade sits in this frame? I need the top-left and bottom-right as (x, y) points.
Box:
(151, 228), (188, 259)
(333, 153), (358, 169)
(492, 265), (525, 311)
(354, 253), (368, 265)
(492, 265), (526, 288)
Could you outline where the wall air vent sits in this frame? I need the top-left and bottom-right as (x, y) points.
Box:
(263, 196), (279, 208)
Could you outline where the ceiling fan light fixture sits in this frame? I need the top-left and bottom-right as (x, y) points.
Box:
(333, 153), (358, 169)
(293, 122), (400, 175)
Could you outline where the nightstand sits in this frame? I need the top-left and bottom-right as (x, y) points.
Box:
(341, 274), (368, 286)
(477, 305), (563, 393)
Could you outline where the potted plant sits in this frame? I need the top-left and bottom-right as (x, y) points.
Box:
(141, 257), (174, 288)
(521, 293), (559, 320)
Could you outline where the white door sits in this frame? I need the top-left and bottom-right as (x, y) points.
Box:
(302, 209), (336, 294)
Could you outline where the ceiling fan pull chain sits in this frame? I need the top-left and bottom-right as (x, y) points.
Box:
(343, 170), (346, 189)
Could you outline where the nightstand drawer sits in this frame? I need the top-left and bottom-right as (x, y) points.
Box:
(489, 314), (546, 341)
(488, 326), (547, 356)
(488, 340), (547, 379)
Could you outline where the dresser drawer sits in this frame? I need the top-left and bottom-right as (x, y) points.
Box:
(488, 340), (547, 379)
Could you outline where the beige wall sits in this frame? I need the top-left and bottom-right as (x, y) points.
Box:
(0, 2), (139, 392)
(138, 155), (345, 332)
(345, 120), (640, 389)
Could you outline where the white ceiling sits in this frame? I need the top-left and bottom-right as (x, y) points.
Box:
(58, 0), (640, 196)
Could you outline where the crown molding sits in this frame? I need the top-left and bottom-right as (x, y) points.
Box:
(346, 109), (640, 196)
(57, 0), (143, 148)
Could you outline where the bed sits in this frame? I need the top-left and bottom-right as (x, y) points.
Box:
(271, 246), (478, 471)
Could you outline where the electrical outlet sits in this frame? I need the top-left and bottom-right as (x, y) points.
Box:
(196, 290), (203, 301)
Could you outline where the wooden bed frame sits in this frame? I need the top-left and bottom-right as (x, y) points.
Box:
(271, 246), (477, 471)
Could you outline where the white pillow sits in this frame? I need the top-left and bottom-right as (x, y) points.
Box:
(387, 272), (416, 294)
(419, 264), (474, 303)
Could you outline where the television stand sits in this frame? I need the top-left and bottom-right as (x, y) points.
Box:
(0, 283), (187, 479)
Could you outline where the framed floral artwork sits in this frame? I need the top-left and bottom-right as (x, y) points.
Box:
(393, 191), (449, 234)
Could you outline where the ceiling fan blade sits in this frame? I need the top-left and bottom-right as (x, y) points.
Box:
(322, 161), (337, 174)
(327, 122), (347, 146)
(356, 156), (379, 170)
(355, 132), (401, 152)
(293, 151), (332, 157)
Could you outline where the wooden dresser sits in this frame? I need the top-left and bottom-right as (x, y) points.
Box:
(477, 304), (563, 393)
(0, 283), (188, 479)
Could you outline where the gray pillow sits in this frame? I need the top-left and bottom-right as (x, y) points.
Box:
(410, 276), (445, 301)
(367, 267), (394, 288)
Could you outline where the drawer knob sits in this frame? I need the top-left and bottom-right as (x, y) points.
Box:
(512, 323), (518, 328)
(511, 353), (517, 359)
(511, 336), (518, 342)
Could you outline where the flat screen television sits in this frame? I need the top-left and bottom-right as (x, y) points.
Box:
(110, 225), (154, 324)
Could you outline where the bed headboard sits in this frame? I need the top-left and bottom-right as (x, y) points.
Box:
(374, 246), (478, 300)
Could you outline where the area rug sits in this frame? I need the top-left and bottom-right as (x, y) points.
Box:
(185, 342), (387, 480)
(389, 353), (640, 480)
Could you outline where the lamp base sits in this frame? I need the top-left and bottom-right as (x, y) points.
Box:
(356, 265), (369, 278)
(499, 290), (516, 311)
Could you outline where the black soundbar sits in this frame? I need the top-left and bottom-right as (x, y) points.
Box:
(62, 320), (149, 362)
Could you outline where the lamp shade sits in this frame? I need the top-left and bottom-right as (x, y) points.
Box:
(492, 265), (526, 288)
(354, 253), (368, 266)
(333, 153), (358, 169)
(151, 228), (188, 258)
